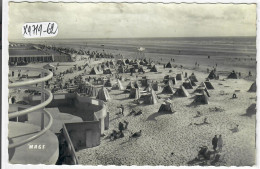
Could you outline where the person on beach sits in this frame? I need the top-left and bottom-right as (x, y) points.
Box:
(212, 135), (218, 152)
(118, 104), (124, 116)
(11, 96), (16, 104)
(196, 111), (202, 117)
(217, 135), (223, 152)
(249, 71), (252, 76)
(118, 122), (124, 133)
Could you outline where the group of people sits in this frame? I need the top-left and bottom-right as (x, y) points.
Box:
(212, 135), (223, 152)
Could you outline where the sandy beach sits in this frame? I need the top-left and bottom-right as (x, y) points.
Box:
(10, 50), (256, 166)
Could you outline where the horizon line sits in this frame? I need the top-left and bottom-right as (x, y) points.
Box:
(9, 35), (256, 41)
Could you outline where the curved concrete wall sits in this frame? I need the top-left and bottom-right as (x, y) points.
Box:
(28, 93), (108, 134)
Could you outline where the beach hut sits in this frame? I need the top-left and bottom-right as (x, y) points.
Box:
(158, 101), (175, 114)
(248, 81), (256, 92)
(174, 86), (190, 97)
(96, 87), (111, 102)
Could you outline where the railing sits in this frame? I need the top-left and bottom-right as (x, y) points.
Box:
(8, 67), (54, 149)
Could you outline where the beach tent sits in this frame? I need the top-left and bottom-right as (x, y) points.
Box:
(117, 59), (126, 66)
(167, 80), (174, 88)
(204, 81), (214, 89)
(164, 77), (176, 85)
(117, 67), (125, 73)
(126, 81), (135, 89)
(193, 91), (209, 104)
(190, 80), (197, 86)
(138, 67), (145, 73)
(141, 78), (151, 86)
(109, 61), (115, 66)
(189, 74), (198, 82)
(176, 74), (183, 81)
(158, 101), (175, 114)
(174, 86), (190, 97)
(144, 89), (158, 105)
(105, 62), (110, 68)
(199, 82), (206, 88)
(248, 81), (256, 92)
(125, 59), (130, 64)
(89, 67), (101, 75)
(208, 70), (217, 79)
(129, 88), (141, 99)
(104, 79), (112, 87)
(182, 80), (193, 89)
(152, 81), (162, 91)
(130, 67), (136, 73)
(103, 69), (112, 74)
(144, 83), (153, 92)
(194, 86), (210, 97)
(126, 81), (140, 89)
(227, 71), (238, 79)
(112, 79), (124, 90)
(139, 60), (145, 65)
(162, 84), (175, 94)
(150, 65), (158, 72)
(143, 58), (148, 64)
(96, 87), (111, 102)
(165, 62), (172, 68)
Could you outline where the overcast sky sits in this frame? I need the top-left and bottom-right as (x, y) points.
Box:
(8, 3), (256, 39)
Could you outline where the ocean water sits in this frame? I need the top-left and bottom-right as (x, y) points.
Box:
(13, 36), (257, 73)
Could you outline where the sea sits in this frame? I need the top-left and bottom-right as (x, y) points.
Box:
(11, 36), (257, 74)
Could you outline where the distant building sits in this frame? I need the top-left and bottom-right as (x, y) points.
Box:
(43, 63), (56, 72)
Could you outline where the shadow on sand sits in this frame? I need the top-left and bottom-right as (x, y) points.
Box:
(146, 112), (170, 122)
(241, 103), (256, 117)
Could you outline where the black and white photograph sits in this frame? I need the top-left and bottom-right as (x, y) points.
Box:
(3, 1), (257, 167)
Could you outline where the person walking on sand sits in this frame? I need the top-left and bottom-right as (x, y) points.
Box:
(212, 135), (218, 152)
(217, 135), (223, 152)
(118, 104), (124, 116)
